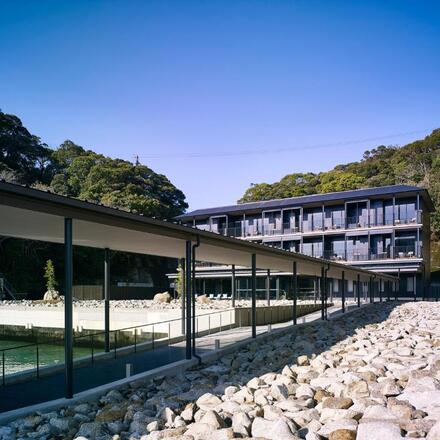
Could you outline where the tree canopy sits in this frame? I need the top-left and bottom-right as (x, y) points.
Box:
(239, 129), (440, 238)
(0, 112), (188, 219)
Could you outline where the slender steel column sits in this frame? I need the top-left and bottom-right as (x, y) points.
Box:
(321, 268), (325, 320)
(292, 262), (298, 325)
(185, 242), (192, 359)
(231, 264), (236, 307)
(266, 269), (271, 306)
(357, 274), (361, 307)
(379, 279), (383, 302)
(341, 271), (345, 313)
(180, 258), (186, 335)
(104, 248), (110, 353)
(387, 280), (390, 301)
(251, 254), (257, 338)
(369, 277), (373, 303)
(64, 218), (73, 399)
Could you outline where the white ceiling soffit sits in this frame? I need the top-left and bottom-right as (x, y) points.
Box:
(0, 204), (395, 282)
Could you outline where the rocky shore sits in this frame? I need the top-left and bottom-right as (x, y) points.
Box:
(2, 301), (440, 439)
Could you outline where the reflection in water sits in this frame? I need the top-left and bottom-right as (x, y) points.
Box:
(0, 340), (93, 375)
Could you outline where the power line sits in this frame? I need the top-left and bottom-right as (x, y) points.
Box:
(136, 128), (433, 159)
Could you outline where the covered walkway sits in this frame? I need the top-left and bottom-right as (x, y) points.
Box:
(0, 181), (398, 409)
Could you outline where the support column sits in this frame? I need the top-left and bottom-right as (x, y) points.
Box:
(369, 277), (373, 303)
(275, 276), (280, 300)
(357, 274), (361, 307)
(266, 269), (271, 306)
(321, 268), (325, 320)
(341, 271), (345, 313)
(231, 264), (236, 308)
(104, 248), (110, 353)
(251, 254), (257, 338)
(64, 218), (73, 399)
(292, 262), (298, 325)
(180, 258), (186, 335)
(379, 279), (383, 302)
(185, 242), (192, 360)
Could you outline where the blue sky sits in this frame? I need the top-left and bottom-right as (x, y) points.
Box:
(1, 1), (439, 210)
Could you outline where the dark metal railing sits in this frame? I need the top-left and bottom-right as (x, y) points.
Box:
(0, 308), (236, 386)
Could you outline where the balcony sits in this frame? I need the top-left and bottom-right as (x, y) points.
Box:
(282, 223), (300, 234)
(347, 216), (368, 229)
(394, 245), (418, 259)
(394, 211), (422, 225)
(323, 250), (345, 261)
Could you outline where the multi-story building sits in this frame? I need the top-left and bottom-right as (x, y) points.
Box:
(176, 185), (433, 299)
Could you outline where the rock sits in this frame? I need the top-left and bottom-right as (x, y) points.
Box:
(270, 383), (289, 401)
(196, 393), (222, 410)
(161, 407), (176, 425)
(252, 417), (297, 439)
(76, 422), (103, 440)
(428, 420), (440, 440)
(196, 295), (212, 304)
(344, 380), (369, 398)
(232, 411), (252, 436)
(147, 426), (187, 439)
(322, 398), (353, 409)
(43, 289), (60, 301)
(49, 417), (75, 433)
(318, 419), (358, 437)
(328, 429), (356, 440)
(211, 428), (235, 439)
(153, 292), (171, 304)
(199, 410), (225, 429)
(185, 422), (215, 439)
(95, 404), (126, 422)
(357, 421), (403, 440)
(298, 355), (309, 366)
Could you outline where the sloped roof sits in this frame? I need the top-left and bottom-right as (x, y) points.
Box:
(178, 185), (434, 220)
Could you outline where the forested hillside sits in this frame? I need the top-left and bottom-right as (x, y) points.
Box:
(0, 111), (187, 296)
(239, 130), (440, 239)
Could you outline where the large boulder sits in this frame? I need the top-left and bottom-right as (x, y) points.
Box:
(43, 289), (60, 301)
(153, 292), (171, 304)
(196, 294), (212, 305)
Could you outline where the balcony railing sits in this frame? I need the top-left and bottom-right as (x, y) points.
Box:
(394, 211), (422, 225)
(394, 245), (418, 258)
(323, 250), (345, 261)
(346, 216), (368, 229)
(282, 223), (300, 234)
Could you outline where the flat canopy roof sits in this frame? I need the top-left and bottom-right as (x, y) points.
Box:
(0, 181), (397, 283)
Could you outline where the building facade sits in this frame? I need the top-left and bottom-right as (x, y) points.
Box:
(176, 185), (433, 299)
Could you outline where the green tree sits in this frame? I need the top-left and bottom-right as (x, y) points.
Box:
(0, 111), (54, 184)
(44, 259), (57, 292)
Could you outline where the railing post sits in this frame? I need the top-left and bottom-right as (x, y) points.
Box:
(266, 269), (271, 307)
(36, 345), (40, 378)
(185, 241), (192, 359)
(292, 262), (297, 325)
(341, 271), (345, 313)
(64, 218), (74, 399)
(180, 258), (186, 336)
(321, 268), (325, 320)
(104, 248), (110, 353)
(231, 265), (236, 308)
(251, 254), (257, 338)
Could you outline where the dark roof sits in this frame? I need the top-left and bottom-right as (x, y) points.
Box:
(178, 185), (434, 220)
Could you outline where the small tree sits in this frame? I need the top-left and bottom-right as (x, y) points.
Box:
(44, 259), (58, 292)
(175, 262), (184, 299)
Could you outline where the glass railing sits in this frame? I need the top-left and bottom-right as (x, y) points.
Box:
(323, 250), (345, 261)
(394, 211), (422, 225)
(323, 219), (345, 230)
(263, 226), (283, 236)
(369, 251), (391, 260)
(346, 216), (368, 229)
(346, 251), (369, 261)
(282, 223), (300, 234)
(394, 245), (418, 258)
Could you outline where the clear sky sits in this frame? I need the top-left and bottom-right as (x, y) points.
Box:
(1, 1), (439, 210)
